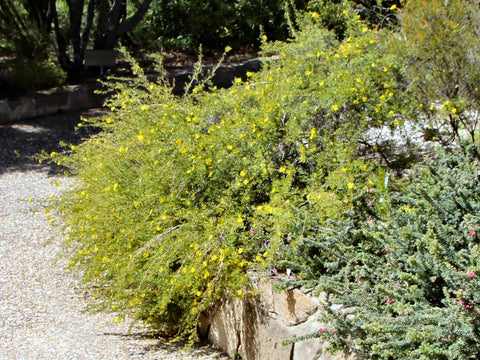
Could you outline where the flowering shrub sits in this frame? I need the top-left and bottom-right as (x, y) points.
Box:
(397, 0), (480, 151)
(50, 13), (414, 341)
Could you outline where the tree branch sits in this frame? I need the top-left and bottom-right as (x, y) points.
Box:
(116, 0), (152, 36)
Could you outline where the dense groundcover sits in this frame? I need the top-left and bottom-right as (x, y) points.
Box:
(49, 1), (480, 358)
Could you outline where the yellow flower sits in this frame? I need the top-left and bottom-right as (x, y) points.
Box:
(331, 104), (340, 111)
(347, 182), (355, 190)
(240, 170), (246, 177)
(390, 4), (397, 10)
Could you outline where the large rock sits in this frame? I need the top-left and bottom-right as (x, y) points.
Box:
(202, 279), (354, 360)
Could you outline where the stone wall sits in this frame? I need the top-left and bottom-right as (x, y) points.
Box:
(0, 83), (105, 124)
(167, 59), (262, 95)
(0, 59), (263, 124)
(200, 279), (355, 360)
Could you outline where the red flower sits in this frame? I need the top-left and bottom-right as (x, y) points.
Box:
(467, 271), (475, 277)
(318, 328), (324, 333)
(470, 230), (477, 236)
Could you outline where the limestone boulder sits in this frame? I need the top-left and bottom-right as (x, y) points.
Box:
(203, 279), (354, 360)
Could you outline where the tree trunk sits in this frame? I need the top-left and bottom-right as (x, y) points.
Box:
(68, 0), (87, 70)
(50, 0), (153, 74)
(94, 0), (153, 50)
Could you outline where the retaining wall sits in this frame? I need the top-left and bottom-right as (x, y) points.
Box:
(0, 59), (262, 124)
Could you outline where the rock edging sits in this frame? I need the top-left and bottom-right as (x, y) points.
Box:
(200, 279), (354, 360)
(0, 83), (105, 124)
(0, 59), (263, 124)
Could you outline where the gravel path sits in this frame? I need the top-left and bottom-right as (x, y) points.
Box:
(0, 112), (228, 360)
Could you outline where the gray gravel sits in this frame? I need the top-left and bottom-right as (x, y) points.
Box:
(0, 113), (228, 359)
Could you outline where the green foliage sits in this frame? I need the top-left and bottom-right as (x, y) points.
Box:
(283, 148), (480, 359)
(348, 0), (401, 29)
(131, 0), (309, 52)
(132, 0), (405, 52)
(42, 0), (480, 356)
(49, 15), (415, 340)
(0, 0), (67, 91)
(307, 0), (353, 40)
(0, 0), (48, 60)
(13, 57), (66, 92)
(397, 0), (480, 149)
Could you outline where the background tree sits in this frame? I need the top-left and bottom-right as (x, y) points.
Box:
(52, 0), (153, 73)
(0, 0), (66, 91)
(130, 0), (309, 53)
(0, 0), (153, 76)
(0, 0), (51, 60)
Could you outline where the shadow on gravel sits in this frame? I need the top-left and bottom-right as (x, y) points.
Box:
(0, 109), (106, 175)
(103, 331), (228, 359)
